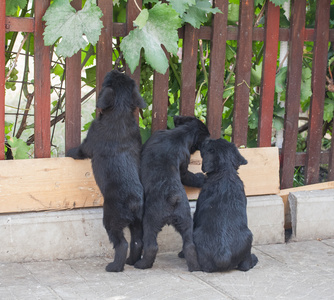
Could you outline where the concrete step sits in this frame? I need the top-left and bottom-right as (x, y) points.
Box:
(0, 195), (285, 263)
(289, 189), (334, 241)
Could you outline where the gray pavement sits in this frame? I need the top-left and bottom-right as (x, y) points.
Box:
(1, 239), (334, 300)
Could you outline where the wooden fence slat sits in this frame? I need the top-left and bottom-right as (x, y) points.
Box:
(257, 1), (280, 147)
(34, 0), (51, 158)
(65, 0), (82, 154)
(152, 67), (169, 132)
(5, 17), (34, 33)
(304, 0), (330, 185)
(180, 23), (198, 116)
(96, 0), (114, 96)
(280, 0), (306, 189)
(232, 0), (254, 147)
(0, 0), (5, 159)
(206, 0), (228, 139)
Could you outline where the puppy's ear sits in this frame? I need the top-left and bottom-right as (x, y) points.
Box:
(232, 149), (247, 169)
(132, 86), (146, 109)
(173, 115), (183, 127)
(97, 87), (114, 110)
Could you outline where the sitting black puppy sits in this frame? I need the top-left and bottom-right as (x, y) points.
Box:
(134, 116), (210, 272)
(66, 70), (146, 272)
(193, 138), (258, 272)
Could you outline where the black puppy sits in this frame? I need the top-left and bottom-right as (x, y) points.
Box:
(66, 70), (146, 272)
(193, 138), (258, 272)
(134, 116), (210, 271)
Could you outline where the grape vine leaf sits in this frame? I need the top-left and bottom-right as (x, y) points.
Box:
(6, 0), (27, 16)
(120, 2), (182, 74)
(182, 0), (222, 29)
(42, 0), (103, 58)
(269, 0), (289, 6)
(167, 0), (196, 15)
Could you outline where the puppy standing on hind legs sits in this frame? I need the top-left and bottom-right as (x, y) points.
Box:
(66, 70), (146, 272)
(193, 138), (258, 272)
(134, 116), (210, 272)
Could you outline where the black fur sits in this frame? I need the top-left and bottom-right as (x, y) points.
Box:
(193, 138), (258, 272)
(66, 70), (146, 272)
(134, 116), (210, 271)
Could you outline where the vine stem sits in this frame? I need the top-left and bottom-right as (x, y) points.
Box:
(5, 34), (29, 81)
(134, 0), (142, 12)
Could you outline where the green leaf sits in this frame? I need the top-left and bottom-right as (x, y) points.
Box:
(300, 67), (312, 104)
(275, 66), (287, 93)
(82, 66), (96, 87)
(273, 117), (284, 131)
(269, 0), (289, 6)
(228, 3), (239, 25)
(42, 0), (103, 58)
(134, 8), (149, 29)
(250, 62), (262, 86)
(7, 137), (31, 159)
(168, 0), (196, 15)
(120, 2), (182, 74)
(6, 0), (27, 16)
(182, 0), (222, 28)
(324, 98), (334, 122)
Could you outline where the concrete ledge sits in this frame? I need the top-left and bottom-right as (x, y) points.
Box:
(247, 195), (285, 245)
(289, 189), (334, 241)
(0, 195), (284, 263)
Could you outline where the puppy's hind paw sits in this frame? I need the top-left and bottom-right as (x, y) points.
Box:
(134, 259), (153, 270)
(126, 256), (140, 266)
(178, 250), (185, 258)
(187, 263), (201, 272)
(105, 262), (124, 272)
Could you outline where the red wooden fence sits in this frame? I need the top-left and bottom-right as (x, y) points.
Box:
(1, 0), (334, 189)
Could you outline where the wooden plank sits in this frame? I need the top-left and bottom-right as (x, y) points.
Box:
(185, 147), (280, 199)
(65, 0), (82, 154)
(257, 1), (280, 147)
(304, 0), (330, 185)
(34, 0), (51, 158)
(280, 0), (306, 189)
(152, 67), (169, 132)
(0, 158), (103, 213)
(0, 147), (280, 213)
(0, 0), (5, 159)
(206, 0), (228, 138)
(278, 181), (334, 229)
(180, 23), (198, 116)
(232, 0), (254, 147)
(5, 17), (34, 33)
(96, 0), (114, 96)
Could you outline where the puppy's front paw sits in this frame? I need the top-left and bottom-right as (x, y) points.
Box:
(134, 259), (153, 270)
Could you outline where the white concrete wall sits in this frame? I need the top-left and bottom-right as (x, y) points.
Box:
(0, 195), (285, 263)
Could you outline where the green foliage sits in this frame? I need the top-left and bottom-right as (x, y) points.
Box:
(168, 0), (196, 15)
(6, 0), (27, 16)
(6, 137), (32, 159)
(120, 2), (182, 74)
(181, 0), (222, 28)
(42, 0), (103, 58)
(269, 0), (289, 6)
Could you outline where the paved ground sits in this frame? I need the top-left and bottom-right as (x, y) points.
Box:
(1, 239), (334, 300)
